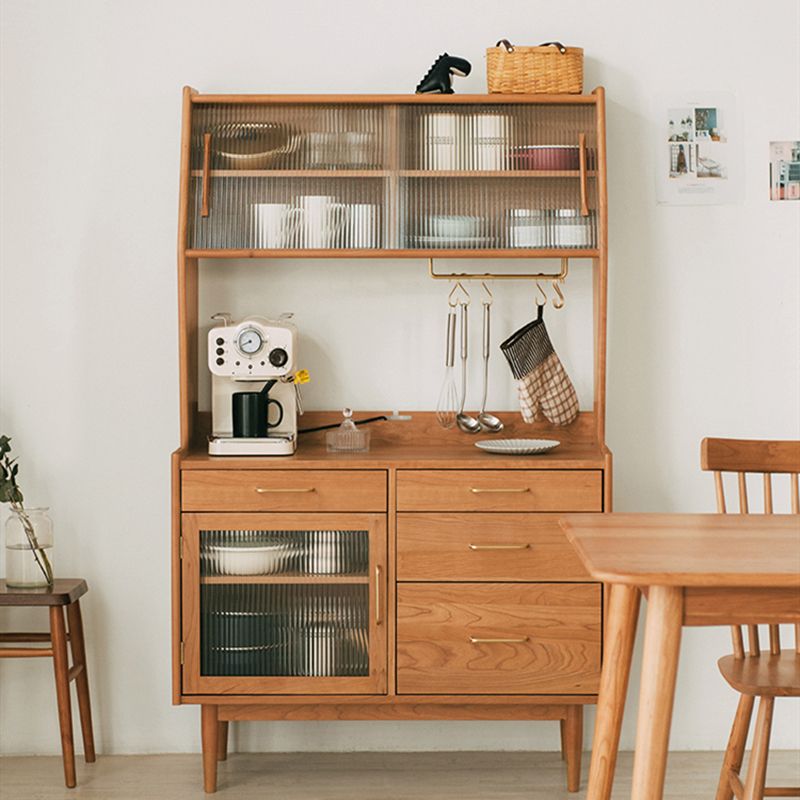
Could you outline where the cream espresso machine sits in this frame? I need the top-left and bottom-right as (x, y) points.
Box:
(207, 314), (300, 456)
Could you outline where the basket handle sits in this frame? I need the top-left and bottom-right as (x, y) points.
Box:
(538, 41), (568, 54)
(494, 40), (569, 54)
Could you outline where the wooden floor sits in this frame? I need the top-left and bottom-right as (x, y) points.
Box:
(0, 751), (798, 799)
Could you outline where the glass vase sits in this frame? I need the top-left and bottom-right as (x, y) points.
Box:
(4, 507), (54, 588)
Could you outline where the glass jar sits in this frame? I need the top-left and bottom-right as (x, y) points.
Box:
(551, 208), (594, 248)
(4, 507), (54, 588)
(508, 209), (548, 248)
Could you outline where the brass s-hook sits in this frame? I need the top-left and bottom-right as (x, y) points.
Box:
(535, 281), (547, 307)
(552, 281), (565, 309)
(480, 281), (493, 306)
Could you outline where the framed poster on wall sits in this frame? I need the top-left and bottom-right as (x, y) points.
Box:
(656, 92), (740, 205)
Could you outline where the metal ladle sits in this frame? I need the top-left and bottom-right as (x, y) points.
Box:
(456, 299), (481, 434)
(478, 289), (503, 433)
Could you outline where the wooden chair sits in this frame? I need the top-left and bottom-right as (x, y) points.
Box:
(0, 578), (95, 788)
(701, 437), (800, 800)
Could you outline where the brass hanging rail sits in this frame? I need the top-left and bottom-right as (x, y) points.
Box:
(428, 257), (569, 281)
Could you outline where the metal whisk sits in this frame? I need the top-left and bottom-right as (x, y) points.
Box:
(435, 304), (459, 429)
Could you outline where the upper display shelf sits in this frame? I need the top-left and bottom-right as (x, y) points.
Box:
(181, 89), (606, 258)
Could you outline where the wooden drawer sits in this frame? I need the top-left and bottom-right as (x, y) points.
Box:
(181, 470), (386, 512)
(396, 470), (602, 512)
(397, 583), (601, 695)
(397, 514), (589, 581)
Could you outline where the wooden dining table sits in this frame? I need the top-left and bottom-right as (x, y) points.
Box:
(559, 513), (800, 800)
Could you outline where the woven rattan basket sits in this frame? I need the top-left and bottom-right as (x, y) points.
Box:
(486, 40), (583, 94)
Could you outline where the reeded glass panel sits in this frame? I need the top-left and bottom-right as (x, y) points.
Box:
(201, 583), (369, 677)
(199, 528), (370, 678)
(189, 175), (386, 250)
(189, 103), (388, 250)
(399, 103), (597, 170)
(399, 103), (598, 250)
(201, 529), (369, 577)
(187, 100), (599, 252)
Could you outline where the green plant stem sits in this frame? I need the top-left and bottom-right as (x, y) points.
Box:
(9, 501), (53, 585)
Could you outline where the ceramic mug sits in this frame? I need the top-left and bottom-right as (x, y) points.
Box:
(252, 203), (292, 248)
(289, 195), (346, 248)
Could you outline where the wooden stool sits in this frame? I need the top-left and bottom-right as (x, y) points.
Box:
(0, 578), (95, 788)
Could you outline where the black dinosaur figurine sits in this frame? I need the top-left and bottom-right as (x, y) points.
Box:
(415, 53), (472, 94)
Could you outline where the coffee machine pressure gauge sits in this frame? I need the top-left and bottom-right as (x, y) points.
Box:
(236, 327), (265, 356)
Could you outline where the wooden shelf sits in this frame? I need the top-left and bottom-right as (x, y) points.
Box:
(185, 248), (600, 260)
(191, 92), (601, 106)
(191, 170), (389, 178)
(180, 411), (608, 471)
(399, 170), (597, 178)
(191, 169), (596, 179)
(200, 575), (369, 585)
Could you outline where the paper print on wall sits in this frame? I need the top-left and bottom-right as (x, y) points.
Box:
(769, 141), (800, 201)
(656, 93), (738, 205)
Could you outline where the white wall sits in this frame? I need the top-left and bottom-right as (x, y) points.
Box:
(1, 0), (798, 757)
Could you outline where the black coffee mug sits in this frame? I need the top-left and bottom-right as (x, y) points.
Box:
(232, 387), (284, 438)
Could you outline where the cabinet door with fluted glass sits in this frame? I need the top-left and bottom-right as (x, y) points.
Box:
(181, 512), (387, 694)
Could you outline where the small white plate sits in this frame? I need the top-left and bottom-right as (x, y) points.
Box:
(475, 438), (560, 456)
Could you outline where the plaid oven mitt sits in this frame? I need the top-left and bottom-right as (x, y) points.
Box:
(499, 304), (579, 426)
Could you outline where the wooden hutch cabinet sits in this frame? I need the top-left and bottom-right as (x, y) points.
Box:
(173, 87), (610, 793)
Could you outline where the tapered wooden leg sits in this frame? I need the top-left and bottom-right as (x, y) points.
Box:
(586, 583), (641, 800)
(564, 705), (583, 792)
(201, 705), (219, 793)
(631, 586), (684, 800)
(217, 721), (229, 761)
(715, 693), (755, 800)
(50, 606), (76, 788)
(66, 600), (96, 763)
(560, 718), (566, 760)
(742, 696), (774, 800)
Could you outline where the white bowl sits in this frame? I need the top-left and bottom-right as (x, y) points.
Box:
(204, 543), (285, 576)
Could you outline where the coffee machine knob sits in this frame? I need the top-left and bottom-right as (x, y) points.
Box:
(268, 348), (289, 367)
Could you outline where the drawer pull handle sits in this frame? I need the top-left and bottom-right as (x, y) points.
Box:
(469, 543), (530, 551)
(469, 636), (529, 644)
(469, 487), (530, 494)
(375, 565), (382, 626)
(254, 487), (316, 494)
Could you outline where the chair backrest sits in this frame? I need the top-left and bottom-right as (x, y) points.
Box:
(700, 437), (800, 658)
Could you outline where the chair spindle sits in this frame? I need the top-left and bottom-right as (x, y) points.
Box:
(731, 626), (745, 659)
(763, 473), (773, 513)
(714, 471), (727, 513)
(747, 625), (760, 656)
(738, 472), (749, 513)
(768, 625), (781, 655)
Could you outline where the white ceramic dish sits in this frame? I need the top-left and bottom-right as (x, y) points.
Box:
(204, 543), (285, 576)
(475, 438), (560, 456)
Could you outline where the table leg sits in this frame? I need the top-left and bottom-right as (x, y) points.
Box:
(217, 720), (229, 761)
(631, 585), (684, 800)
(49, 606), (76, 789)
(66, 599), (96, 762)
(201, 704), (219, 793)
(564, 705), (583, 792)
(586, 583), (641, 800)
